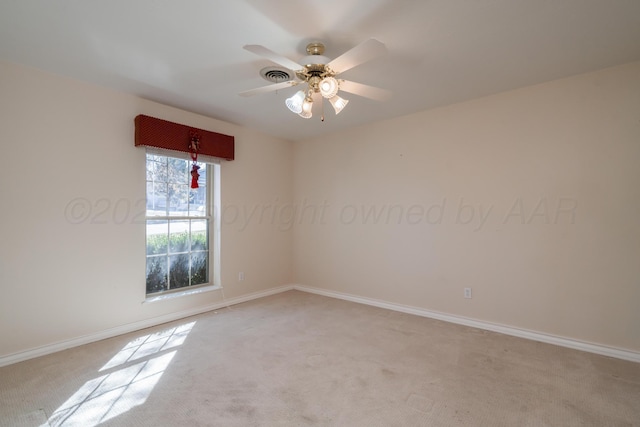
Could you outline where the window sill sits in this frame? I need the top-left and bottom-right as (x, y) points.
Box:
(143, 284), (221, 304)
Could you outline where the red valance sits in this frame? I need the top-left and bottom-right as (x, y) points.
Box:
(134, 114), (234, 161)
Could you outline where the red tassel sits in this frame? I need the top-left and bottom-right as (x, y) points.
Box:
(189, 133), (201, 188)
(190, 163), (200, 189)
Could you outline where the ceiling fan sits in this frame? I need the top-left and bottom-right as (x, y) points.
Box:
(239, 39), (391, 119)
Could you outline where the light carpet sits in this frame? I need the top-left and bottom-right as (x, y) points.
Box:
(1, 290), (639, 426)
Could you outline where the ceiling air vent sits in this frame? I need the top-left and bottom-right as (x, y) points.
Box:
(260, 66), (293, 83)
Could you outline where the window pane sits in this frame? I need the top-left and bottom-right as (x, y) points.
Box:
(168, 221), (189, 253)
(168, 184), (190, 216)
(146, 256), (167, 294)
(146, 160), (154, 181)
(197, 164), (206, 182)
(191, 220), (208, 251)
(147, 182), (168, 216)
(189, 186), (207, 216)
(147, 220), (168, 255)
(150, 156), (168, 182)
(169, 254), (190, 289)
(168, 157), (187, 183)
(191, 252), (208, 285)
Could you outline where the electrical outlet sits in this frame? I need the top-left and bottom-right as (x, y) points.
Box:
(238, 272), (245, 281)
(464, 288), (472, 299)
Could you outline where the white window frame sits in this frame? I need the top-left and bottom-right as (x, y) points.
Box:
(143, 148), (221, 303)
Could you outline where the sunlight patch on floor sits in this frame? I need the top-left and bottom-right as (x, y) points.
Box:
(100, 322), (195, 371)
(42, 321), (196, 427)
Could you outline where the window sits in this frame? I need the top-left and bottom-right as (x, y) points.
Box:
(145, 151), (217, 295)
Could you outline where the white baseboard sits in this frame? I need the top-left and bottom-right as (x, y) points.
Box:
(4, 284), (638, 367)
(293, 285), (640, 364)
(0, 285), (294, 368)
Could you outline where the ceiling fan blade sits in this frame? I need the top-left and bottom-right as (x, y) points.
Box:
(238, 80), (300, 97)
(338, 80), (391, 101)
(328, 39), (387, 74)
(243, 44), (303, 72)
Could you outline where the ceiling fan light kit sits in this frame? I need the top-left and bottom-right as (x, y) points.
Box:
(299, 98), (313, 119)
(319, 76), (339, 99)
(285, 90), (306, 114)
(241, 39), (390, 120)
(286, 75), (341, 119)
(328, 95), (349, 115)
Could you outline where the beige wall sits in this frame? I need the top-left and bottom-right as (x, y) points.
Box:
(0, 61), (293, 357)
(293, 61), (640, 352)
(2, 58), (638, 360)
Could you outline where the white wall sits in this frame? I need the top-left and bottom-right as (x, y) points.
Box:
(0, 61), (293, 359)
(293, 61), (640, 352)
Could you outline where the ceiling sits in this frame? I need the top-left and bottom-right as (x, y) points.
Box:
(1, 0), (640, 142)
